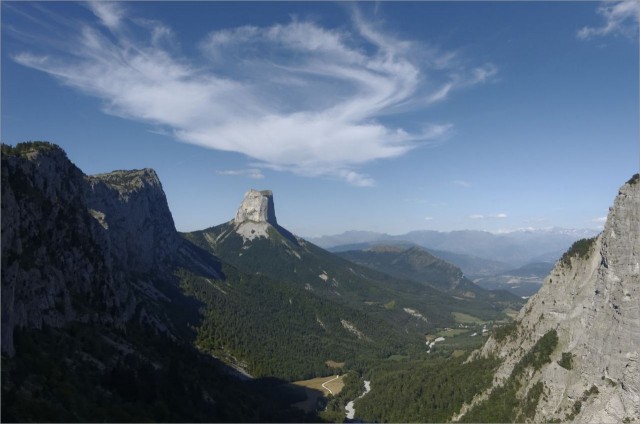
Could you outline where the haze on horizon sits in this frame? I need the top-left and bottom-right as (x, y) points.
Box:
(2, 1), (638, 236)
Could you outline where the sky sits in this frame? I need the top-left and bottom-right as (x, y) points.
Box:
(2, 1), (638, 237)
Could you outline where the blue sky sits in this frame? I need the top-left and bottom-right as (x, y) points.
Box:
(2, 1), (638, 236)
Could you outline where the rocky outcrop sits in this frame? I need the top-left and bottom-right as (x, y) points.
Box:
(1, 143), (183, 356)
(235, 189), (277, 225)
(463, 174), (639, 423)
(233, 189), (278, 241)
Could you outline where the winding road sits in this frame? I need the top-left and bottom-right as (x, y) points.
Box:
(321, 375), (340, 395)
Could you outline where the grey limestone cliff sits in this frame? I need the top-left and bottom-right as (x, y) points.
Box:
(87, 168), (180, 274)
(1, 143), (182, 356)
(232, 189), (279, 241)
(460, 174), (639, 423)
(234, 189), (277, 225)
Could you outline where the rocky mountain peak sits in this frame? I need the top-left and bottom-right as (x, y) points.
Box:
(234, 189), (278, 226)
(1, 144), (183, 356)
(461, 173), (639, 423)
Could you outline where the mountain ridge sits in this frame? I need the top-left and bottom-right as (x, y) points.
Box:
(309, 227), (600, 268)
(1, 142), (315, 422)
(335, 244), (522, 308)
(182, 189), (521, 376)
(457, 174), (639, 423)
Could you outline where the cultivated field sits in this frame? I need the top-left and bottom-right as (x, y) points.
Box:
(437, 328), (468, 337)
(291, 375), (346, 413)
(293, 374), (345, 396)
(451, 312), (486, 324)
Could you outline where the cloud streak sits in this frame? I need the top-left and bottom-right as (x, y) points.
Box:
(451, 180), (471, 188)
(577, 0), (639, 40)
(216, 169), (265, 180)
(11, 3), (496, 186)
(469, 213), (508, 219)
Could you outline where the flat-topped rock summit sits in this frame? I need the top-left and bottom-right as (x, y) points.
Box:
(235, 189), (278, 226)
(233, 189), (279, 241)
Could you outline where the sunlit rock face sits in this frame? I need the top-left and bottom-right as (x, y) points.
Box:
(233, 189), (278, 242)
(469, 174), (639, 424)
(234, 189), (277, 225)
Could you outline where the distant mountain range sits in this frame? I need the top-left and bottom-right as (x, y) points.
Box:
(329, 241), (512, 278)
(307, 227), (599, 269)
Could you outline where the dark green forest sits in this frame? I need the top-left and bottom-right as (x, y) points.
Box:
(178, 265), (421, 381)
(342, 355), (499, 422)
(1, 324), (316, 423)
(460, 330), (558, 423)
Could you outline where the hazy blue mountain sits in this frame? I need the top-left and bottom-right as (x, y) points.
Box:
(309, 227), (599, 268)
(336, 244), (522, 308)
(306, 230), (395, 249)
(329, 242), (512, 278)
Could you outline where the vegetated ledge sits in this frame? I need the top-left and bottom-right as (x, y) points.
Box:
(1, 141), (62, 156)
(560, 237), (597, 267)
(460, 330), (558, 423)
(625, 173), (639, 186)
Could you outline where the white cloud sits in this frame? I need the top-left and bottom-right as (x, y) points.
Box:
(577, 0), (639, 40)
(469, 213), (508, 219)
(12, 4), (495, 186)
(451, 180), (471, 188)
(339, 170), (376, 187)
(85, 2), (125, 31)
(589, 216), (608, 228)
(216, 169), (265, 179)
(424, 216), (434, 221)
(470, 63), (498, 84)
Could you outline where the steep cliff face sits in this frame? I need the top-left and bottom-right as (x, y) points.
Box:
(1, 143), (316, 423)
(1, 143), (181, 356)
(87, 168), (180, 274)
(234, 189), (277, 225)
(461, 174), (639, 423)
(232, 189), (279, 241)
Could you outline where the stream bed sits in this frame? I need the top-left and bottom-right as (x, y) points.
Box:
(345, 380), (371, 420)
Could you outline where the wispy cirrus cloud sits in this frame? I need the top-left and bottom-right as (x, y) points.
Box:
(469, 213), (508, 219)
(588, 216), (608, 228)
(577, 0), (639, 40)
(85, 1), (125, 31)
(216, 169), (265, 180)
(10, 2), (496, 186)
(451, 180), (471, 188)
